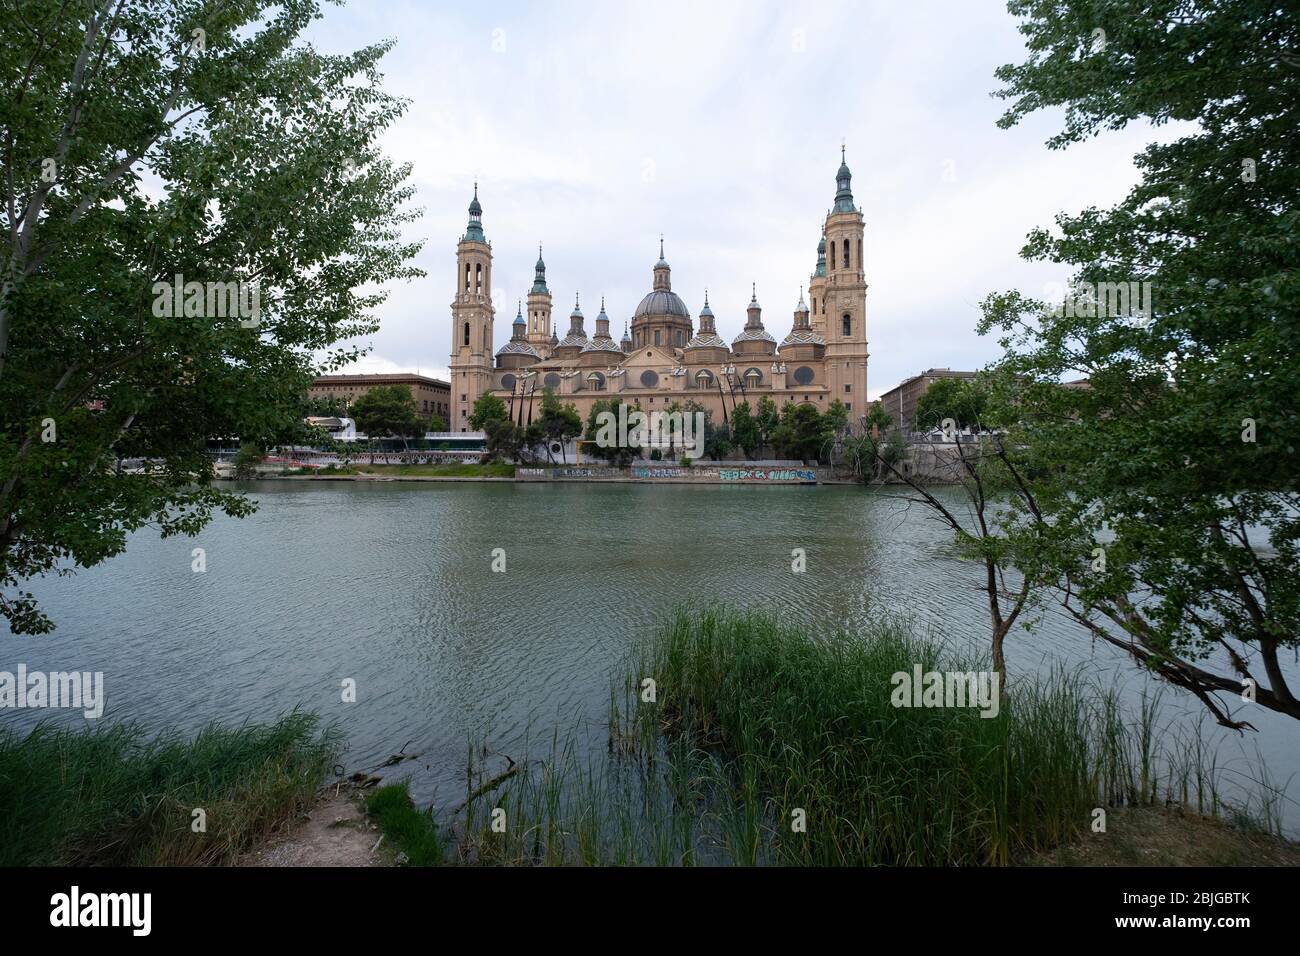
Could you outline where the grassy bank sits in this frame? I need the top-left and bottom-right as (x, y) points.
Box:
(371, 608), (1283, 866)
(319, 462), (514, 478)
(0, 712), (339, 866)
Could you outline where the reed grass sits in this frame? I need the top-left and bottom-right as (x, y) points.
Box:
(0, 711), (339, 866)
(436, 607), (1278, 866)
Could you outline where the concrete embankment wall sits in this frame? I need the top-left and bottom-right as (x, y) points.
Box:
(516, 465), (823, 484)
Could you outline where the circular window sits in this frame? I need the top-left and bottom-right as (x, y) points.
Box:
(586, 372), (606, 391)
(792, 366), (815, 386)
(640, 370), (659, 388)
(501, 373), (516, 390)
(544, 372), (561, 389)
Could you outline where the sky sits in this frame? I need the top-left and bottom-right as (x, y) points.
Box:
(303, 0), (1176, 400)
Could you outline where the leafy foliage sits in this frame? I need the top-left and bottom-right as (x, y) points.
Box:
(350, 384), (421, 444)
(980, 0), (1300, 724)
(0, 1), (422, 632)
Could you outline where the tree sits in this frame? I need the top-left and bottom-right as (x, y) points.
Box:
(0, 1), (421, 633)
(482, 417), (521, 462)
(468, 392), (508, 430)
(730, 400), (759, 459)
(864, 421), (1039, 681)
(913, 377), (986, 433)
(536, 388), (581, 463)
(824, 398), (850, 436)
(771, 401), (827, 464)
(350, 384), (421, 447)
(663, 400), (682, 459)
(427, 412), (447, 434)
(864, 401), (893, 437)
(303, 394), (347, 417)
(754, 395), (779, 458)
(683, 399), (729, 461)
(976, 0), (1300, 726)
(583, 398), (636, 466)
(233, 441), (264, 480)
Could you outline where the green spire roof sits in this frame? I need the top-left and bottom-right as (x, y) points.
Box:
(532, 242), (548, 293)
(464, 182), (485, 241)
(832, 146), (855, 214)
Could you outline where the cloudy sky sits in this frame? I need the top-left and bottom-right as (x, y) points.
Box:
(305, 0), (1172, 399)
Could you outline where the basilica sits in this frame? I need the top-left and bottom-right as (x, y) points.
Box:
(448, 151), (870, 430)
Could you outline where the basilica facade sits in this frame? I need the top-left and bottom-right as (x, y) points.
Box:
(448, 152), (869, 431)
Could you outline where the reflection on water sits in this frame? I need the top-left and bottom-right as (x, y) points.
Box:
(5, 480), (1297, 833)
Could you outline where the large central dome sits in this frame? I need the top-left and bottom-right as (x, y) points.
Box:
(633, 288), (689, 318)
(628, 240), (694, 350)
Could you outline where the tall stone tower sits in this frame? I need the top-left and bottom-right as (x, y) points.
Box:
(807, 236), (828, 336)
(449, 184), (495, 431)
(820, 148), (869, 422)
(526, 244), (552, 349)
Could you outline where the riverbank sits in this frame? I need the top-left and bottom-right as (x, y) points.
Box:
(233, 461), (849, 484)
(296, 610), (1296, 866)
(0, 712), (338, 866)
(7, 607), (1291, 866)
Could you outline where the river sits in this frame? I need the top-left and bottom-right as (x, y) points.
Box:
(4, 480), (1296, 834)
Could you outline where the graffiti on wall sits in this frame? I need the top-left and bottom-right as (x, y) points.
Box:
(718, 468), (817, 482)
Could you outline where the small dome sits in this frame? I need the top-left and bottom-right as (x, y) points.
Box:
(781, 329), (824, 348)
(733, 327), (776, 345)
(581, 336), (622, 354)
(699, 290), (714, 318)
(686, 331), (728, 350)
(498, 339), (540, 358)
(513, 301), (525, 326)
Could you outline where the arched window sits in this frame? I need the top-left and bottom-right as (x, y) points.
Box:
(842, 241), (849, 268)
(544, 372), (561, 389)
(475, 263), (482, 293)
(744, 367), (762, 387)
(695, 369), (715, 388)
(586, 371), (605, 391)
(812, 296), (816, 314)
(676, 330), (684, 346)
(857, 239), (863, 269)
(463, 322), (470, 346)
(501, 373), (516, 391)
(464, 264), (470, 292)
(830, 240), (836, 270)
(483, 326), (490, 351)
(842, 314), (852, 337)
(654, 330), (661, 346)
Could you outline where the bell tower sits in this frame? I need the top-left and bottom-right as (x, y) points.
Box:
(449, 183), (495, 430)
(526, 244), (553, 349)
(822, 147), (869, 422)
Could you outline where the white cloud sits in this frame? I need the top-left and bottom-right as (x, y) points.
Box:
(309, 0), (1188, 397)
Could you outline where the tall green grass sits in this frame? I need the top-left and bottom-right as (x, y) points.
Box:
(438, 608), (1275, 866)
(365, 781), (445, 865)
(0, 711), (339, 866)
